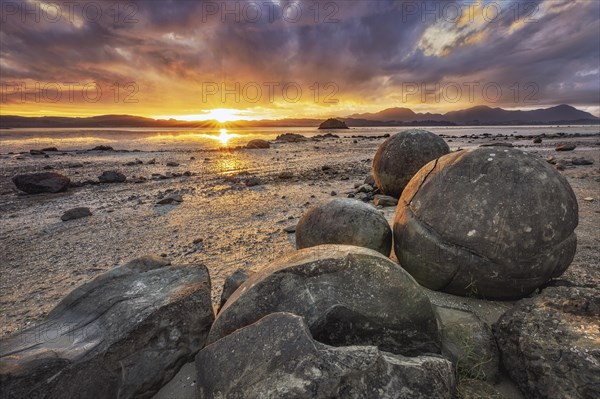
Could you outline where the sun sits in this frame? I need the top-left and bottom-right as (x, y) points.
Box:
(208, 109), (243, 123)
(155, 108), (249, 122)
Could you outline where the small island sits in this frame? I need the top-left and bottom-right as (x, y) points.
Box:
(318, 118), (349, 129)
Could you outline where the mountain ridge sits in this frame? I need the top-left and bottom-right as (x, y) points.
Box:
(1, 105), (598, 128)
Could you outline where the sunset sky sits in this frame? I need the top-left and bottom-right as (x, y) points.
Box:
(1, 0), (599, 120)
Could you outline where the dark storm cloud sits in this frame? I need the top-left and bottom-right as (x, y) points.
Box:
(1, 0), (598, 112)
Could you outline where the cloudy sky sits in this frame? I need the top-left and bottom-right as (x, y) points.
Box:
(1, 0), (599, 119)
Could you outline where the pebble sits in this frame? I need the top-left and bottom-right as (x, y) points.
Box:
(283, 225), (297, 233)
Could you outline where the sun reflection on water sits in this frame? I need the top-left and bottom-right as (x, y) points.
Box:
(217, 128), (236, 145)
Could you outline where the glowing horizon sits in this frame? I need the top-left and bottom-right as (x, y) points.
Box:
(1, 1), (599, 118)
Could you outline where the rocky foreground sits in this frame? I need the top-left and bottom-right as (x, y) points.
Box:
(0, 131), (598, 398)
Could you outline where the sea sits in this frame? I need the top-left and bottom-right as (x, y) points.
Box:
(1, 125), (598, 153)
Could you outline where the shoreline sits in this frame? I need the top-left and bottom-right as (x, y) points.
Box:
(1, 131), (599, 337)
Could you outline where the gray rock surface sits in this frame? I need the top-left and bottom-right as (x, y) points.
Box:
(394, 147), (578, 299)
(0, 255), (214, 399)
(245, 139), (270, 149)
(197, 312), (455, 399)
(436, 306), (500, 382)
(493, 287), (600, 399)
(12, 172), (70, 194)
(373, 129), (450, 198)
(98, 170), (126, 183)
(374, 194), (398, 207)
(208, 245), (440, 356)
(296, 199), (392, 255)
(218, 268), (252, 311)
(61, 207), (92, 221)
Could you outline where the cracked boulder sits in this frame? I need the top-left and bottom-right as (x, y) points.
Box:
(493, 287), (600, 399)
(208, 245), (440, 356)
(394, 147), (578, 299)
(197, 312), (455, 399)
(0, 256), (214, 399)
(295, 198), (392, 256)
(373, 129), (450, 198)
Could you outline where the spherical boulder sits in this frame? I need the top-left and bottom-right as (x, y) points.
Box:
(208, 245), (441, 356)
(393, 147), (578, 300)
(373, 129), (450, 198)
(295, 198), (392, 256)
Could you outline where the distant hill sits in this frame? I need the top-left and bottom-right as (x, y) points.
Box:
(348, 107), (447, 123)
(0, 115), (214, 128)
(348, 104), (599, 125)
(1, 105), (598, 129)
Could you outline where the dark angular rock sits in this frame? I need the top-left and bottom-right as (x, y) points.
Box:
(0, 255), (214, 399)
(98, 171), (126, 183)
(533, 137), (542, 144)
(572, 157), (594, 166)
(296, 198), (392, 255)
(218, 269), (253, 311)
(364, 173), (376, 187)
(12, 172), (70, 194)
(278, 171), (294, 179)
(356, 183), (373, 193)
(275, 133), (307, 142)
(157, 194), (183, 205)
(493, 287), (600, 399)
(91, 145), (114, 151)
(208, 245), (441, 356)
(245, 139), (270, 149)
(556, 143), (576, 151)
(244, 177), (261, 187)
(61, 207), (92, 221)
(394, 147), (578, 299)
(373, 194), (398, 207)
(29, 149), (45, 155)
(197, 312), (455, 399)
(41, 147), (58, 152)
(373, 129), (450, 198)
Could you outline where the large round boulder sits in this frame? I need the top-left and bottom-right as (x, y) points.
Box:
(373, 129), (450, 198)
(295, 198), (392, 256)
(208, 245), (441, 356)
(393, 147), (578, 299)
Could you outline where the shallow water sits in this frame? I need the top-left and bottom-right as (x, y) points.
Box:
(1, 125), (598, 153)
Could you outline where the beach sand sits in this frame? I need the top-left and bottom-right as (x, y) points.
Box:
(0, 132), (598, 341)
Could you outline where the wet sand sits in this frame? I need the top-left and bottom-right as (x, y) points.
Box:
(0, 132), (599, 338)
